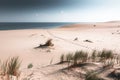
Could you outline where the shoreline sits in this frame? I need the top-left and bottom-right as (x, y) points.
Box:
(0, 21), (120, 31)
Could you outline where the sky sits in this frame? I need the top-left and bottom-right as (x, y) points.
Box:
(0, 0), (120, 22)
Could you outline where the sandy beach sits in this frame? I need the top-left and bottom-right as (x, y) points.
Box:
(0, 22), (120, 80)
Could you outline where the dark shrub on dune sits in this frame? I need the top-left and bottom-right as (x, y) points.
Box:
(43, 39), (54, 46)
(34, 39), (54, 49)
(84, 39), (93, 43)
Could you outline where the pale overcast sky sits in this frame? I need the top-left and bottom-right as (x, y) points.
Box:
(0, 0), (120, 22)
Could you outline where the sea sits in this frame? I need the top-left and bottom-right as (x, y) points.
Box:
(0, 22), (77, 30)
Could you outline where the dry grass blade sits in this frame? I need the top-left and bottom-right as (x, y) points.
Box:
(66, 53), (73, 67)
(0, 60), (9, 76)
(66, 53), (73, 62)
(99, 50), (114, 63)
(60, 54), (64, 63)
(91, 50), (97, 62)
(72, 51), (88, 66)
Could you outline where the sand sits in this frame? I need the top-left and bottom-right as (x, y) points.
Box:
(0, 22), (120, 80)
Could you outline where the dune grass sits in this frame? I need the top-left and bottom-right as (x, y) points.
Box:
(59, 50), (89, 67)
(98, 50), (113, 62)
(58, 49), (120, 80)
(59, 49), (119, 68)
(60, 54), (65, 64)
(0, 56), (21, 80)
(66, 53), (73, 67)
(91, 50), (97, 62)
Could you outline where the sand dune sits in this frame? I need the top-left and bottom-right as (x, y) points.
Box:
(0, 22), (120, 80)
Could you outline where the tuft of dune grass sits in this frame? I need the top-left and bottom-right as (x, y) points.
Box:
(59, 49), (119, 68)
(0, 56), (21, 80)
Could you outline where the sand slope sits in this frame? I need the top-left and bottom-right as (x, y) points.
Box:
(0, 22), (120, 79)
